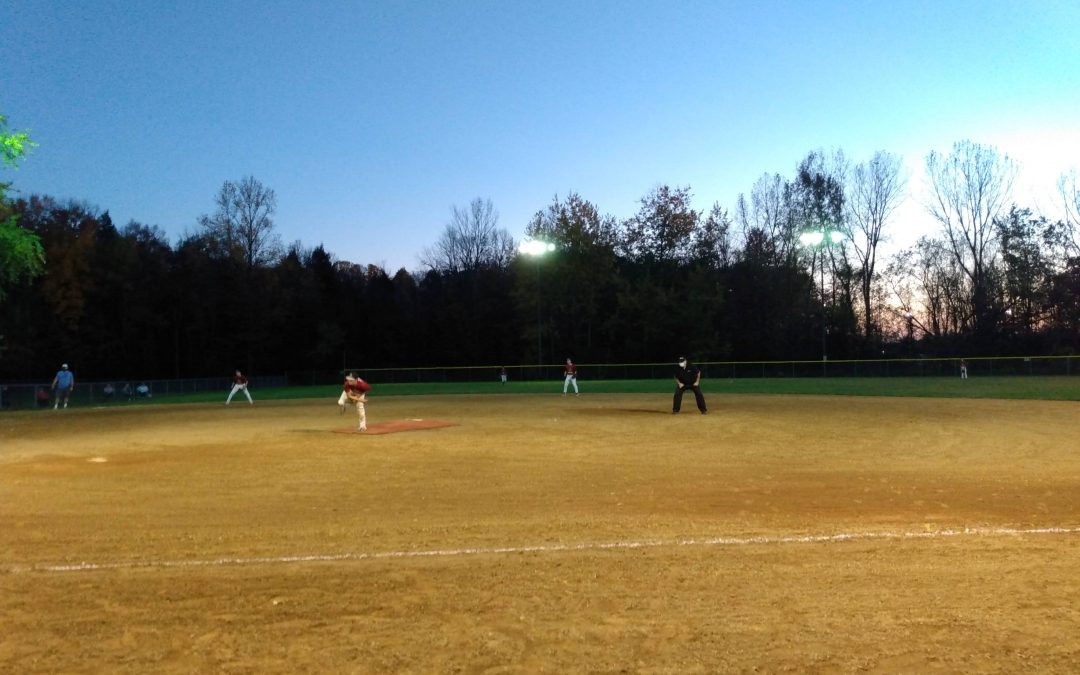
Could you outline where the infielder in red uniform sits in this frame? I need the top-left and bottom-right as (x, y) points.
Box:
(226, 370), (254, 405)
(338, 373), (371, 431)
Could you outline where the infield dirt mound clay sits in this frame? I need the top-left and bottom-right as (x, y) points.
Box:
(332, 418), (458, 435)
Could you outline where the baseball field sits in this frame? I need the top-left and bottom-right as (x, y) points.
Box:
(2, 387), (1080, 673)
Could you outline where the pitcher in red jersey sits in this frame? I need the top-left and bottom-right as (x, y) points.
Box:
(338, 373), (371, 431)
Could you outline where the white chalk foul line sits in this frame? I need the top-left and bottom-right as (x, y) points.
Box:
(8, 526), (1080, 575)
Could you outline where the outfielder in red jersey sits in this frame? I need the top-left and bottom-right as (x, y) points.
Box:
(562, 358), (579, 395)
(226, 370), (253, 405)
(338, 373), (371, 431)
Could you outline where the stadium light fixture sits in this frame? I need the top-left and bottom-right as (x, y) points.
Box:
(800, 227), (846, 367)
(518, 240), (556, 371)
(519, 240), (556, 256)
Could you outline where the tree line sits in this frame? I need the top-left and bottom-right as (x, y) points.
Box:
(1, 136), (1078, 382)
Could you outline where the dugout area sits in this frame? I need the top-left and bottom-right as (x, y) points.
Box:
(2, 393), (1080, 672)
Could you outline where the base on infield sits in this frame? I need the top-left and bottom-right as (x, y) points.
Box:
(332, 419), (459, 435)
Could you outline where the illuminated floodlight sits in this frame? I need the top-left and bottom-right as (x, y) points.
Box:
(519, 240), (555, 256)
(829, 231), (846, 244)
(799, 231), (824, 247)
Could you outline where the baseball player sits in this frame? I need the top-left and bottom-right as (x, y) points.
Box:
(673, 356), (707, 414)
(562, 358), (579, 396)
(338, 372), (371, 431)
(51, 363), (75, 409)
(226, 370), (254, 405)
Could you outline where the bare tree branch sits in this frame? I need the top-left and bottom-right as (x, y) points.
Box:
(924, 140), (1016, 333)
(421, 198), (513, 273)
(846, 150), (907, 336)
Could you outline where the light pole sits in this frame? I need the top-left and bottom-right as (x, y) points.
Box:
(518, 239), (555, 374)
(799, 228), (845, 371)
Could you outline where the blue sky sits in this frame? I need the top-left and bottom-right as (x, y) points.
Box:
(3, 0), (1079, 272)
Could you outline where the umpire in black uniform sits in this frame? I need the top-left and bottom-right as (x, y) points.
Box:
(673, 356), (708, 414)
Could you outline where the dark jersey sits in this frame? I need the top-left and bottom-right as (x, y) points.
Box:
(675, 364), (700, 387)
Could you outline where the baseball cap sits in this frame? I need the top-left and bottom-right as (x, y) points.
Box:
(62, 363), (68, 369)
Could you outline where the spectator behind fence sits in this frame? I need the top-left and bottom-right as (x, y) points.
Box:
(136, 382), (151, 398)
(36, 387), (51, 408)
(122, 383), (133, 400)
(103, 382), (116, 400)
(51, 363), (75, 410)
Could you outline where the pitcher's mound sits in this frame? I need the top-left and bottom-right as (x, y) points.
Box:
(333, 419), (459, 435)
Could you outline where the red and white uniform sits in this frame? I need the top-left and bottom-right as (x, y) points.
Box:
(338, 375), (371, 431)
(226, 371), (253, 404)
(562, 359), (579, 395)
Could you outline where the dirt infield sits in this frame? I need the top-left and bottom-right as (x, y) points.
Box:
(2, 393), (1080, 673)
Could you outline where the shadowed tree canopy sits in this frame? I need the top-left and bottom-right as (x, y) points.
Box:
(618, 185), (699, 265)
(2, 136), (1077, 382)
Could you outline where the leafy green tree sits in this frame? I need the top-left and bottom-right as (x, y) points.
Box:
(0, 114), (36, 167)
(0, 114), (44, 304)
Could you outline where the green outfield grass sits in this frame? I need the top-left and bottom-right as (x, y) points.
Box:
(99, 375), (1080, 406)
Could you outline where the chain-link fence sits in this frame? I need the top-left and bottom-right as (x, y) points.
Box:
(322, 355), (1078, 386)
(3, 357), (1075, 410)
(0, 375), (287, 411)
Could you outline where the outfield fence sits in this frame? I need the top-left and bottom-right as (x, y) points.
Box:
(3, 356), (1076, 410)
(325, 354), (1079, 385)
(0, 375), (287, 411)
